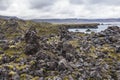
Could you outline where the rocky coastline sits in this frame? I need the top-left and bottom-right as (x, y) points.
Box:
(0, 18), (120, 80)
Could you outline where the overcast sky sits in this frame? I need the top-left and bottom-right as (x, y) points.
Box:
(0, 0), (120, 19)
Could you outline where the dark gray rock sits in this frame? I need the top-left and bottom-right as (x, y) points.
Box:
(0, 50), (4, 54)
(46, 62), (58, 70)
(24, 27), (39, 55)
(24, 43), (39, 55)
(116, 46), (120, 53)
(2, 44), (9, 50)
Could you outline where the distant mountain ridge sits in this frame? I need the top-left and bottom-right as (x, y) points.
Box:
(0, 15), (19, 20)
(32, 18), (120, 23)
(0, 15), (120, 23)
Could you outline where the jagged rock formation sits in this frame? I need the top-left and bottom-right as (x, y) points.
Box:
(24, 27), (39, 55)
(59, 27), (72, 41)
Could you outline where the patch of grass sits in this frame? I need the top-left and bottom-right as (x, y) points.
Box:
(32, 76), (40, 80)
(68, 40), (79, 48)
(5, 49), (17, 56)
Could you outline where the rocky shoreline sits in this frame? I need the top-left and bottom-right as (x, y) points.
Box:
(55, 23), (99, 29)
(0, 19), (120, 80)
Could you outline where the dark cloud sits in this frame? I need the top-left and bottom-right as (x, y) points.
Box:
(90, 0), (120, 5)
(70, 0), (120, 6)
(29, 0), (56, 9)
(69, 0), (85, 5)
(0, 0), (11, 10)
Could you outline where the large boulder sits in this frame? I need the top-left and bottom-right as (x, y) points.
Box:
(24, 27), (39, 44)
(59, 27), (72, 40)
(24, 43), (39, 55)
(24, 27), (39, 55)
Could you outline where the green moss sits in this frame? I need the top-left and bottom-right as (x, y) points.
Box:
(32, 76), (40, 80)
(38, 25), (59, 36)
(20, 53), (27, 58)
(0, 55), (2, 60)
(20, 74), (27, 80)
(47, 36), (60, 44)
(87, 78), (97, 80)
(15, 54), (27, 62)
(108, 53), (117, 58)
(75, 33), (86, 37)
(101, 44), (115, 54)
(89, 46), (97, 58)
(103, 58), (114, 65)
(68, 40), (79, 48)
(63, 76), (69, 80)
(5, 49), (16, 56)
(20, 73), (33, 80)
(45, 76), (54, 80)
(9, 71), (16, 75)
(5, 41), (26, 57)
(16, 64), (28, 70)
(7, 65), (14, 70)
(30, 60), (35, 65)
(0, 47), (3, 51)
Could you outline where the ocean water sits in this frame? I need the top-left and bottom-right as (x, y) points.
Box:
(68, 22), (120, 33)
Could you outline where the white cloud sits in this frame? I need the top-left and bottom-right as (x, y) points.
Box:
(0, 0), (12, 10)
(0, 0), (120, 19)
